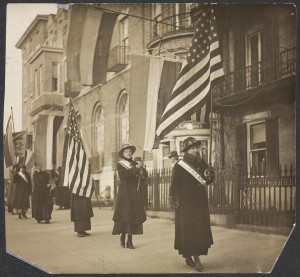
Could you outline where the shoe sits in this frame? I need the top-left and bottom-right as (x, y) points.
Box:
(120, 234), (126, 248)
(195, 262), (203, 272)
(185, 257), (195, 267)
(22, 214), (28, 219)
(77, 231), (87, 237)
(126, 241), (135, 249)
(37, 220), (41, 223)
(83, 231), (90, 236)
(45, 220), (50, 224)
(18, 214), (22, 219)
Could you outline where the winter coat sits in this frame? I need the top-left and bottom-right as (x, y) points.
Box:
(70, 193), (94, 222)
(113, 158), (146, 225)
(31, 170), (53, 221)
(170, 153), (213, 258)
(12, 172), (32, 210)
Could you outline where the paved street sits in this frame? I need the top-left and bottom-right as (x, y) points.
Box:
(5, 206), (289, 274)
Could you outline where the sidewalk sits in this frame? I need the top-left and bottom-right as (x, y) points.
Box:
(5, 206), (290, 274)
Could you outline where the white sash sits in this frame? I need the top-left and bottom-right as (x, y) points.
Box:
(118, 160), (133, 170)
(177, 160), (206, 185)
(18, 172), (28, 183)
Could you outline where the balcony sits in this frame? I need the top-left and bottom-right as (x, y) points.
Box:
(107, 46), (130, 72)
(147, 13), (197, 51)
(212, 47), (296, 104)
(152, 13), (196, 39)
(30, 93), (64, 116)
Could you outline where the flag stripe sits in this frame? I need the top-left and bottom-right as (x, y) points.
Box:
(162, 54), (222, 118)
(173, 41), (220, 92)
(156, 7), (224, 138)
(159, 61), (223, 127)
(61, 102), (94, 198)
(73, 144), (85, 194)
(157, 67), (224, 137)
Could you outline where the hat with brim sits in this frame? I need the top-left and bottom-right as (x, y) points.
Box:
(118, 143), (136, 158)
(134, 157), (143, 162)
(169, 151), (179, 159)
(182, 137), (201, 152)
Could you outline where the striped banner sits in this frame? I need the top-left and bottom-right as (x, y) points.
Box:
(156, 7), (224, 139)
(62, 101), (94, 198)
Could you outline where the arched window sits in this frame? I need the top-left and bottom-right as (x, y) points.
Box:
(119, 93), (129, 146)
(93, 105), (104, 155)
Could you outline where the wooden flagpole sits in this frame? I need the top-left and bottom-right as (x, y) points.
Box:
(10, 106), (18, 163)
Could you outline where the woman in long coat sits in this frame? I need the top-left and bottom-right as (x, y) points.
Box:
(31, 166), (53, 223)
(169, 137), (214, 271)
(7, 165), (19, 214)
(112, 144), (146, 249)
(12, 165), (32, 219)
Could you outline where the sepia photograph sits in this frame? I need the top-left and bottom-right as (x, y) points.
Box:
(2, 2), (298, 275)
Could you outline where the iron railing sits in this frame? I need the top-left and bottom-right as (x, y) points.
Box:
(107, 46), (130, 72)
(152, 13), (196, 38)
(113, 163), (295, 227)
(212, 47), (296, 100)
(239, 164), (295, 227)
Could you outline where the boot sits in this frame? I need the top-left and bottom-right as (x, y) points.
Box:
(18, 213), (22, 219)
(22, 212), (28, 219)
(126, 234), (135, 249)
(185, 257), (195, 267)
(120, 233), (126, 248)
(193, 255), (203, 272)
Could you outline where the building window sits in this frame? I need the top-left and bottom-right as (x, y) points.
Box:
(246, 30), (263, 87)
(120, 17), (129, 48)
(34, 69), (38, 98)
(52, 62), (59, 92)
(94, 105), (104, 155)
(119, 93), (129, 146)
(248, 122), (266, 176)
(237, 115), (279, 176)
(39, 64), (43, 94)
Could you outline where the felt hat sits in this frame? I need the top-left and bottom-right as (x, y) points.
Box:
(118, 143), (136, 158)
(182, 137), (201, 152)
(134, 157), (143, 162)
(169, 151), (179, 159)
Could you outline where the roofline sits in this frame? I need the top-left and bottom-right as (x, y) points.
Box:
(15, 15), (49, 49)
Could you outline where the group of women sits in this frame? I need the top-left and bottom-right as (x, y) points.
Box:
(6, 165), (70, 224)
(113, 137), (214, 272)
(6, 136), (213, 272)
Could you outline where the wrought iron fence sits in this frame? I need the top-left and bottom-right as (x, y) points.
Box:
(113, 163), (296, 227)
(239, 164), (296, 227)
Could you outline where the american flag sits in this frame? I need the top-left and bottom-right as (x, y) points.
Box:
(62, 101), (94, 198)
(156, 7), (224, 138)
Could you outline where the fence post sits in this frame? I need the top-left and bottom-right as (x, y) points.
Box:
(234, 156), (241, 214)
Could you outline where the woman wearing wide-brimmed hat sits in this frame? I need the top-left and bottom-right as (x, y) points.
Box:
(169, 137), (214, 272)
(112, 144), (146, 249)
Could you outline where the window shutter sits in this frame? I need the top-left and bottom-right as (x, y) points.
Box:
(236, 124), (247, 174)
(266, 117), (279, 175)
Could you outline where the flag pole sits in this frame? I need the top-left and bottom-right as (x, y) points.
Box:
(208, 91), (213, 167)
(10, 106), (18, 163)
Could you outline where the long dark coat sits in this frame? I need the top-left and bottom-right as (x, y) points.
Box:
(113, 159), (146, 225)
(12, 172), (32, 210)
(70, 193), (94, 223)
(55, 173), (71, 208)
(170, 153), (213, 258)
(31, 170), (53, 221)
